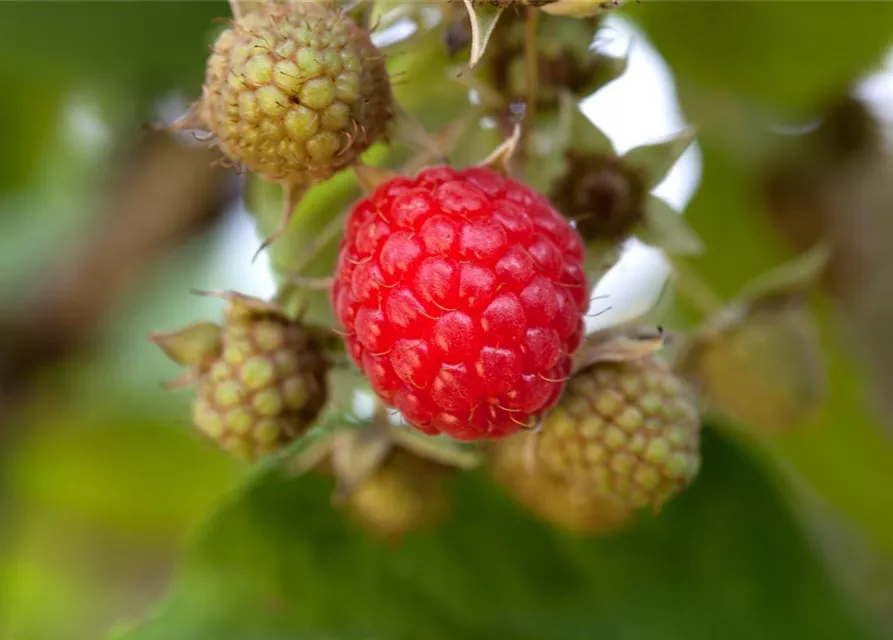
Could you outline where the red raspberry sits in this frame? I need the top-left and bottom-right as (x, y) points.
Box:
(332, 166), (590, 440)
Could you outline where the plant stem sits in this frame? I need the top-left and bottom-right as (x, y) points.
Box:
(667, 255), (725, 317)
(523, 7), (540, 137)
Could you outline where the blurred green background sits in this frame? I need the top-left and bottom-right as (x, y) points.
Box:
(2, 2), (893, 639)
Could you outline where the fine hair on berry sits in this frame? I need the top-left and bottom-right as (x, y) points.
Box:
(332, 165), (590, 440)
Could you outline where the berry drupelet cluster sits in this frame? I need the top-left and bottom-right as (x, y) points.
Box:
(332, 165), (590, 440)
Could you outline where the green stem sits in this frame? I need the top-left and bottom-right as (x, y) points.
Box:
(668, 255), (725, 318)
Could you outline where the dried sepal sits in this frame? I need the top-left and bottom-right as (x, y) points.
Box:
(190, 289), (286, 321)
(149, 322), (222, 367)
(462, 0), (507, 70)
(330, 424), (396, 503)
(161, 100), (210, 135)
(541, 0), (625, 18)
(571, 325), (666, 375)
(252, 183), (309, 262)
(478, 123), (523, 175)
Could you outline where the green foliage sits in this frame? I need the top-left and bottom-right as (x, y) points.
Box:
(3, 416), (237, 539)
(630, 2), (893, 114)
(0, 414), (239, 640)
(122, 428), (871, 640)
(0, 2), (224, 91)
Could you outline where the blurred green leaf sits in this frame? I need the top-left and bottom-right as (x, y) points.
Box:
(623, 128), (696, 190)
(390, 21), (477, 132)
(629, 2), (893, 114)
(0, 70), (63, 192)
(0, 411), (240, 640)
(4, 413), (238, 539)
(0, 2), (226, 93)
(122, 429), (872, 640)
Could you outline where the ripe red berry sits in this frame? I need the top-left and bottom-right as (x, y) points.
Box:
(332, 166), (590, 440)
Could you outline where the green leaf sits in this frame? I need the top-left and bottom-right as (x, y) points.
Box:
(3, 415), (239, 540)
(0, 411), (240, 640)
(523, 92), (615, 194)
(638, 195), (704, 256)
(0, 2), (224, 91)
(623, 128), (696, 190)
(121, 429), (872, 640)
(630, 2), (893, 114)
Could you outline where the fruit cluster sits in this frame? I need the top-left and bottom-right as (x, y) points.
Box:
(150, 0), (826, 538)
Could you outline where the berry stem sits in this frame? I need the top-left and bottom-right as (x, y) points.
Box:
(392, 102), (448, 163)
(523, 7), (540, 144)
(284, 209), (349, 278)
(283, 275), (335, 291)
(668, 255), (725, 317)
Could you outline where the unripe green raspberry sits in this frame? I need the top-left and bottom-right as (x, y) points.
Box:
(151, 293), (329, 461)
(345, 449), (450, 541)
(536, 355), (701, 510)
(680, 297), (826, 433)
(490, 430), (631, 534)
(201, 1), (392, 184)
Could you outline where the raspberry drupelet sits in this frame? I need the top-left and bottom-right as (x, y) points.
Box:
(332, 165), (590, 441)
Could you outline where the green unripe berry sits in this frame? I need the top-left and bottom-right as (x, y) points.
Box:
(200, 1), (392, 184)
(537, 355), (701, 511)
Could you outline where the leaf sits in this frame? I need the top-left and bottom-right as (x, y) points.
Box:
(629, 2), (893, 114)
(121, 429), (872, 640)
(623, 128), (697, 190)
(0, 69), (63, 193)
(0, 2), (223, 91)
(638, 195), (704, 256)
(0, 411), (240, 640)
(4, 414), (239, 540)
(563, 91), (616, 156)
(523, 92), (615, 193)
